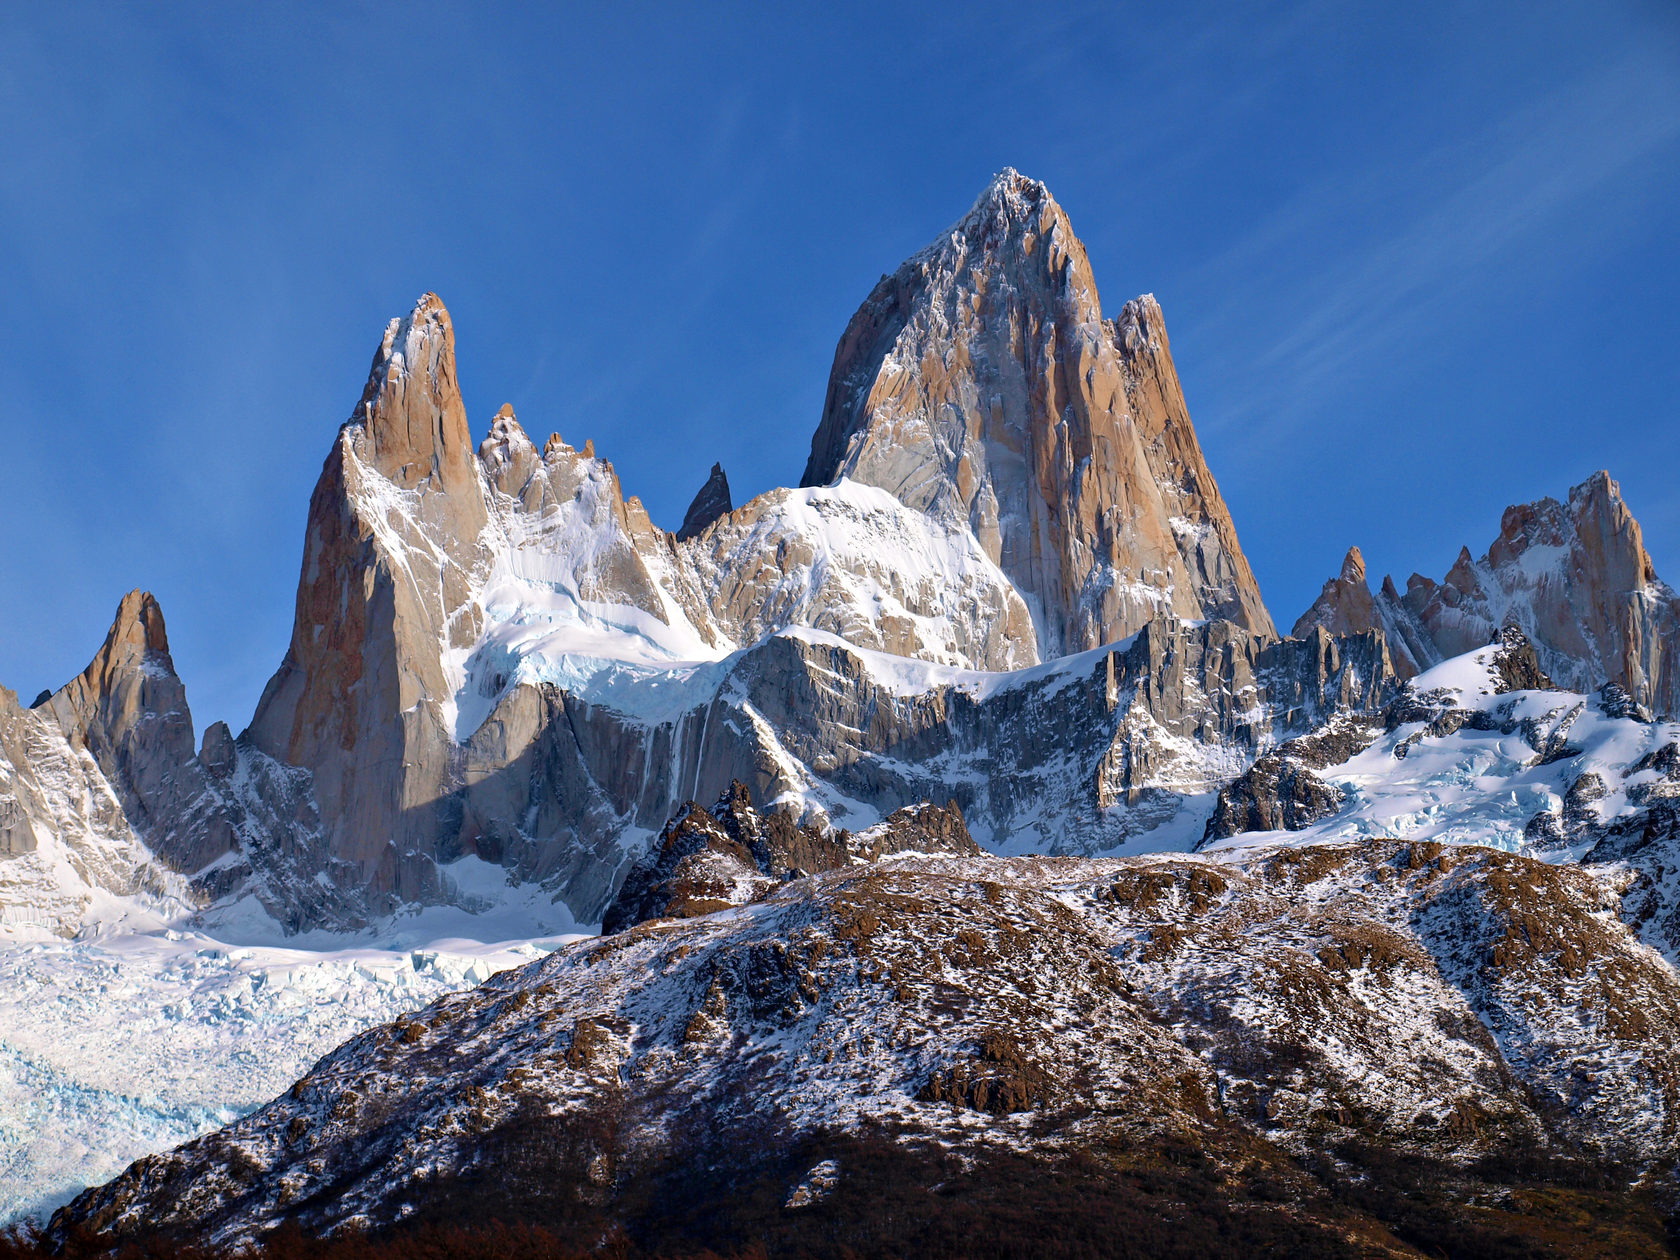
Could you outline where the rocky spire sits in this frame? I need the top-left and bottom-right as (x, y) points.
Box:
(44, 591), (193, 808)
(677, 463), (733, 541)
(1290, 548), (1427, 678)
(800, 168), (1273, 656)
(42, 591), (233, 871)
(1111, 294), (1276, 637)
(352, 293), (486, 519)
(247, 294), (493, 896)
(1292, 547), (1378, 640)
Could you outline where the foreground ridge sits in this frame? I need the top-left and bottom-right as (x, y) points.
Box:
(54, 837), (1680, 1255)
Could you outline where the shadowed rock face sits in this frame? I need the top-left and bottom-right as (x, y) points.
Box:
(802, 169), (1274, 656)
(1300, 472), (1680, 712)
(603, 784), (981, 934)
(677, 463), (733, 541)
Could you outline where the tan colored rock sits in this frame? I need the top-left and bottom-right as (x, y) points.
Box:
(42, 591), (236, 872)
(1303, 471), (1680, 712)
(1293, 547), (1378, 639)
(247, 295), (495, 897)
(1289, 546), (1424, 675)
(1112, 295), (1275, 637)
(801, 169), (1274, 656)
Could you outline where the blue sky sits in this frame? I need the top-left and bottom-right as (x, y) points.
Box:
(2, 1), (1677, 733)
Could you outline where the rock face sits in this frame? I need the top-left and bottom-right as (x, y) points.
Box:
(602, 782), (844, 933)
(1201, 714), (1383, 844)
(801, 169), (1274, 657)
(1111, 294), (1274, 636)
(847, 798), (979, 862)
(603, 784), (980, 934)
(677, 462), (733, 541)
(1300, 472), (1680, 713)
(59, 841), (1680, 1256)
(0, 678), (181, 935)
(36, 591), (235, 874)
(1291, 547), (1381, 642)
(246, 295), (493, 904)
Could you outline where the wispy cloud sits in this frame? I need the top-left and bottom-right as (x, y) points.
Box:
(1182, 45), (1680, 450)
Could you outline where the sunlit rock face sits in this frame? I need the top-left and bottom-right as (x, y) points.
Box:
(802, 169), (1275, 658)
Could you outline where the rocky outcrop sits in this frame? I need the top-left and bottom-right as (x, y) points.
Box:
(1292, 547), (1382, 642)
(1486, 623), (1555, 693)
(602, 782), (846, 933)
(1200, 715), (1383, 844)
(801, 169), (1274, 657)
(605, 784), (984, 935)
(847, 799), (979, 862)
(677, 462), (733, 541)
(1301, 472), (1680, 713)
(0, 679), (182, 934)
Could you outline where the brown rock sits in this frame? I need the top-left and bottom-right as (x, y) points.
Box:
(801, 169), (1274, 657)
(247, 295), (495, 901)
(1112, 294), (1275, 637)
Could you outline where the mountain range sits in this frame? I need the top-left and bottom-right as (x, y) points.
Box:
(7, 170), (1680, 1254)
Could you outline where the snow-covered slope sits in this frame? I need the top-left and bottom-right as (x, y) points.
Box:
(1203, 634), (1678, 862)
(0, 920), (571, 1226)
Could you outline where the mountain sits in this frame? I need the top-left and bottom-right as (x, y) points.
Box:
(1295, 472), (1680, 715)
(5, 170), (1680, 1246)
(6, 176), (1675, 945)
(803, 170), (1274, 655)
(88, 171), (1345, 933)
